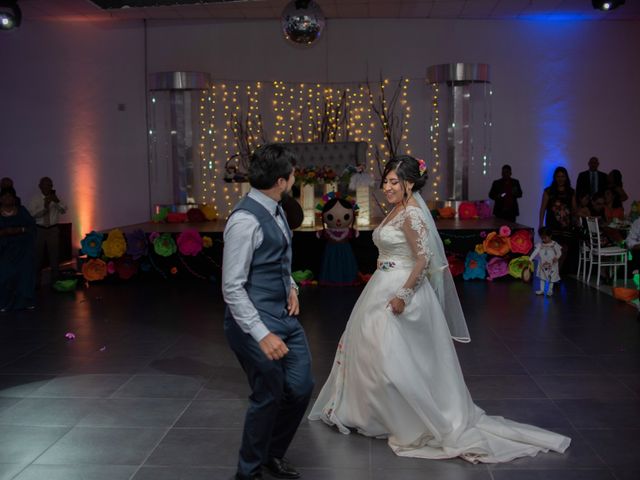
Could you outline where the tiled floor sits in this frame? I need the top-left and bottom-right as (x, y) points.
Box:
(0, 277), (639, 479)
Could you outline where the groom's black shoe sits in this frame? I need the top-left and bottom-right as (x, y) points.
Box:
(262, 457), (301, 479)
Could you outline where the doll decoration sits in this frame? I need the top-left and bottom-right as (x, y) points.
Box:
(316, 192), (359, 286)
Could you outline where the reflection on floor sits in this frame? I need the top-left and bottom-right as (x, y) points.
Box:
(0, 278), (639, 479)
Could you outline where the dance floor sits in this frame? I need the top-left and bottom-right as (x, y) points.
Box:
(0, 278), (639, 479)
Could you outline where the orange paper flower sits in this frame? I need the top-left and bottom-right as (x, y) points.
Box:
(82, 258), (108, 282)
(483, 231), (511, 256)
(438, 206), (456, 219)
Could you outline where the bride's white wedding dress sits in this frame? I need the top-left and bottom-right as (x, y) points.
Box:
(309, 204), (570, 463)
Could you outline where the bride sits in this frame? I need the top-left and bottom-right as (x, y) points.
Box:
(309, 156), (570, 463)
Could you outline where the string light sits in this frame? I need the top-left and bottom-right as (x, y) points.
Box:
(429, 83), (441, 201)
(190, 78), (418, 216)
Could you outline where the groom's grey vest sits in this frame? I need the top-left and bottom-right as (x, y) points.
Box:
(230, 195), (292, 320)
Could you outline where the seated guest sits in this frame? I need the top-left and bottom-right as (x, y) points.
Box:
(626, 218), (640, 273)
(1, 177), (21, 205)
(604, 188), (625, 222)
(576, 193), (592, 220)
(607, 169), (629, 204)
(0, 187), (36, 312)
(589, 192), (607, 223)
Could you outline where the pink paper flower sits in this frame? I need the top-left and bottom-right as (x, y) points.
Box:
(177, 229), (203, 256)
(458, 202), (478, 220)
(486, 257), (509, 281)
(149, 232), (160, 243)
(499, 225), (512, 237)
(107, 261), (116, 275)
(475, 200), (492, 219)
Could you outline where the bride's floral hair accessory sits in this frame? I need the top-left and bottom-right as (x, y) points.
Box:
(417, 158), (427, 177)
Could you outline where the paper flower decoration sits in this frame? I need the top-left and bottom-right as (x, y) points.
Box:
(475, 200), (492, 219)
(200, 204), (217, 221)
(499, 225), (512, 237)
(483, 231), (511, 256)
(510, 229), (533, 254)
(447, 254), (465, 277)
(80, 231), (104, 258)
(463, 252), (487, 280)
(480, 231), (488, 239)
(125, 229), (148, 260)
(486, 257), (509, 281)
(52, 279), (78, 292)
(149, 231), (160, 243)
(202, 236), (213, 248)
(458, 202), (478, 220)
(167, 212), (187, 223)
(187, 208), (206, 223)
(153, 233), (177, 257)
(508, 256), (534, 279)
(115, 256), (138, 280)
(438, 207), (456, 219)
(152, 207), (169, 223)
(107, 261), (116, 275)
(177, 229), (203, 256)
(102, 229), (126, 258)
(82, 258), (108, 281)
(475, 243), (485, 254)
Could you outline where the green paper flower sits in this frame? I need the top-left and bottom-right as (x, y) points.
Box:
(153, 233), (177, 257)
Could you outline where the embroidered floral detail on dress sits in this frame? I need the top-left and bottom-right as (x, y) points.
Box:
(378, 260), (397, 271)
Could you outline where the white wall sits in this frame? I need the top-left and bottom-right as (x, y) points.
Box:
(1, 16), (639, 244)
(0, 19), (148, 245)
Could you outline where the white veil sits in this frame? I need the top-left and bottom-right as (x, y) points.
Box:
(413, 192), (471, 343)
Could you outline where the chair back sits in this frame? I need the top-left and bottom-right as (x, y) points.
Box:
(585, 217), (602, 251)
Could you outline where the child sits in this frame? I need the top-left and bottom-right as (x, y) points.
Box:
(530, 226), (562, 296)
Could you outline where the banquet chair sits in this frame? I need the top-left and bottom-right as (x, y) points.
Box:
(585, 217), (628, 286)
(576, 239), (591, 282)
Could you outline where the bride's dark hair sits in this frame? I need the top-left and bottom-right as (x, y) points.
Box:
(380, 155), (428, 194)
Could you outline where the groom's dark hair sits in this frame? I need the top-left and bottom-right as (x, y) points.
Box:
(248, 143), (297, 189)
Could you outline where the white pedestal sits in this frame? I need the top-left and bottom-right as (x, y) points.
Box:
(301, 184), (316, 228)
(356, 186), (370, 227)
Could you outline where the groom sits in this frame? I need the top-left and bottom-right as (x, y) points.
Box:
(222, 143), (314, 480)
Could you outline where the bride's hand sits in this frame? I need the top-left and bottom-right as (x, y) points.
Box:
(387, 297), (405, 315)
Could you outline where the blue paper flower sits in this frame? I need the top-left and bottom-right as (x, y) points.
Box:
(80, 231), (104, 258)
(463, 251), (487, 280)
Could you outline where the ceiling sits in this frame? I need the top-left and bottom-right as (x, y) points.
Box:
(14, 0), (640, 22)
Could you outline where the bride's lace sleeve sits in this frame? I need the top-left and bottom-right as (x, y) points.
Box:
(395, 207), (432, 304)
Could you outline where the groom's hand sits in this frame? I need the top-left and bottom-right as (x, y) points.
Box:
(287, 289), (300, 316)
(259, 333), (289, 361)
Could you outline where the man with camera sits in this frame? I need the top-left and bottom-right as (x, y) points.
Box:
(28, 177), (67, 283)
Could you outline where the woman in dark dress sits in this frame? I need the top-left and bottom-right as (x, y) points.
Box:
(0, 187), (37, 312)
(538, 167), (577, 272)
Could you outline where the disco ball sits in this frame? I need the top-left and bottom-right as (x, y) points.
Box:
(281, 0), (326, 46)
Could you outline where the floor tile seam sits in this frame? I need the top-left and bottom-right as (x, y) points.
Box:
(129, 334), (191, 379)
(13, 424), (75, 475)
(550, 398), (610, 467)
(128, 377), (208, 479)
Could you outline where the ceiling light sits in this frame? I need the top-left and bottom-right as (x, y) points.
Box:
(592, 0), (625, 11)
(0, 1), (21, 31)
